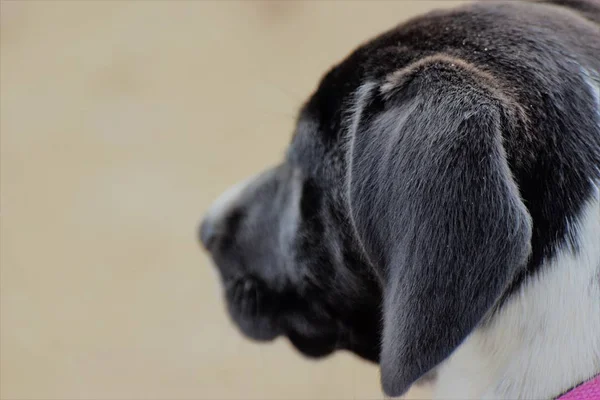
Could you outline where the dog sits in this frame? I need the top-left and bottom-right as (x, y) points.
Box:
(199, 1), (600, 398)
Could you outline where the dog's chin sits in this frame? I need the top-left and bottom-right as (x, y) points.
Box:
(286, 330), (338, 358)
(224, 278), (282, 342)
(222, 275), (345, 358)
(230, 313), (281, 342)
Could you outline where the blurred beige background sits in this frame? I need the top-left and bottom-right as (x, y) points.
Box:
(1, 1), (463, 399)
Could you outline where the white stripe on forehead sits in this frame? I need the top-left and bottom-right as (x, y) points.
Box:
(204, 173), (260, 227)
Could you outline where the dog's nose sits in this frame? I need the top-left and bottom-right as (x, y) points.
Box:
(199, 217), (216, 251)
(200, 176), (257, 252)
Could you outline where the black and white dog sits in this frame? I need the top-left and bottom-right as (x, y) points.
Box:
(200, 1), (600, 398)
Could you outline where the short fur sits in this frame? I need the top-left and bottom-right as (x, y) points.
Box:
(200, 1), (600, 398)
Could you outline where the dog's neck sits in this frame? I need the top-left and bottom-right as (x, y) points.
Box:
(433, 190), (600, 399)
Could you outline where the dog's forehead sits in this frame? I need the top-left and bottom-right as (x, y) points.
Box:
(301, 60), (366, 142)
(286, 27), (419, 177)
(287, 64), (368, 170)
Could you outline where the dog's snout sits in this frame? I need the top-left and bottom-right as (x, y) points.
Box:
(200, 176), (257, 252)
(199, 209), (243, 252)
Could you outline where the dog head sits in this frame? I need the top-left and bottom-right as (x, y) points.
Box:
(200, 154), (382, 361)
(199, 11), (542, 397)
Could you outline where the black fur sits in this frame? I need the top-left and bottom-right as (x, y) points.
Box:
(201, 0), (600, 396)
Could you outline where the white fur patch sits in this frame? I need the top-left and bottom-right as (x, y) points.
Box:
(434, 190), (600, 399)
(204, 174), (258, 226)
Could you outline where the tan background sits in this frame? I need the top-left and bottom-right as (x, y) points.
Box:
(1, 1), (463, 399)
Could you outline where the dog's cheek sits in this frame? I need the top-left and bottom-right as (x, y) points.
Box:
(293, 191), (337, 291)
(299, 178), (325, 234)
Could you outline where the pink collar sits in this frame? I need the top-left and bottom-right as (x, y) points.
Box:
(558, 374), (600, 400)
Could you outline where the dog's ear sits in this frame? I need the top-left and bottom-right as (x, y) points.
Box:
(347, 59), (532, 397)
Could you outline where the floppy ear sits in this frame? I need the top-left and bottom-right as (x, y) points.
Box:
(347, 60), (532, 397)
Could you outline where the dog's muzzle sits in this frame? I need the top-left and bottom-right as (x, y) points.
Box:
(198, 166), (300, 342)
